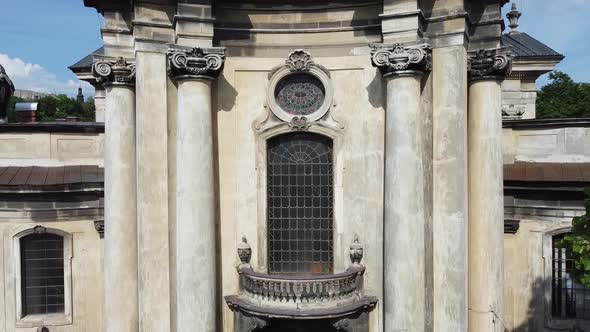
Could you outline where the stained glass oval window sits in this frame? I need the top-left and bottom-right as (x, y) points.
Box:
(274, 74), (326, 116)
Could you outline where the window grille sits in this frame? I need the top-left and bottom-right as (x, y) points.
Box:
(267, 133), (333, 274)
(552, 234), (590, 320)
(20, 233), (65, 316)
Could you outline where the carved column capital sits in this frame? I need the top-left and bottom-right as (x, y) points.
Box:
(468, 48), (512, 81)
(168, 46), (226, 81)
(92, 58), (136, 87)
(370, 43), (432, 77)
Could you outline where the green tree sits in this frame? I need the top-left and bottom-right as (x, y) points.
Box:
(558, 189), (590, 287)
(6, 96), (24, 122)
(537, 71), (590, 119)
(37, 94), (95, 122)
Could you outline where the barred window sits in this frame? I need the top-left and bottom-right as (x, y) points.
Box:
(20, 232), (65, 316)
(552, 233), (590, 320)
(267, 132), (333, 275)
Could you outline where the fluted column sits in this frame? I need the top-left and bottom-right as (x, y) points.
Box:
(92, 58), (138, 332)
(168, 46), (225, 332)
(371, 43), (432, 332)
(468, 48), (512, 332)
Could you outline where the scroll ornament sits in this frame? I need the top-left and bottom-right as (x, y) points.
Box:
(371, 43), (432, 76)
(92, 57), (136, 86)
(168, 47), (225, 79)
(468, 48), (512, 80)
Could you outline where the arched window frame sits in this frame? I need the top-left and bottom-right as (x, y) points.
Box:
(12, 226), (73, 328)
(254, 123), (345, 275)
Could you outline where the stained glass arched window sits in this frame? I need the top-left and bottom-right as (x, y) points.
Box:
(267, 133), (333, 274)
(274, 74), (326, 116)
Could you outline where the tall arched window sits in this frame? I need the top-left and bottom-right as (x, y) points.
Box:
(20, 232), (65, 315)
(267, 132), (333, 274)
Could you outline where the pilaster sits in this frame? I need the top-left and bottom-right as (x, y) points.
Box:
(381, 0), (423, 44)
(175, 0), (215, 47)
(371, 43), (431, 332)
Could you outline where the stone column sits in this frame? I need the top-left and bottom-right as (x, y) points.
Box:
(92, 58), (138, 332)
(467, 48), (512, 332)
(371, 43), (432, 332)
(168, 46), (225, 332)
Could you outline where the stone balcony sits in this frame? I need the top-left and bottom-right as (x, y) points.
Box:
(225, 237), (377, 331)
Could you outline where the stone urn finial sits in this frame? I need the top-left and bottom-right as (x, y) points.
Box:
(507, 2), (522, 33)
(350, 235), (364, 267)
(237, 236), (252, 269)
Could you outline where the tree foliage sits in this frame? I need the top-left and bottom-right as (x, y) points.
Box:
(537, 71), (590, 119)
(9, 94), (95, 122)
(558, 189), (590, 287)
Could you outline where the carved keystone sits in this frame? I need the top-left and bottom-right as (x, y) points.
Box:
(350, 235), (364, 267)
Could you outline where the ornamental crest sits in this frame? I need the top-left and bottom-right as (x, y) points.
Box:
(168, 47), (225, 79)
(371, 43), (432, 75)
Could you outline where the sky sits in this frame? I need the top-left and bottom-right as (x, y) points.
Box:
(0, 0), (588, 98)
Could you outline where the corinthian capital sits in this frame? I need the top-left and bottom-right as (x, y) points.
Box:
(168, 46), (226, 80)
(370, 43), (432, 77)
(468, 48), (512, 81)
(92, 58), (136, 87)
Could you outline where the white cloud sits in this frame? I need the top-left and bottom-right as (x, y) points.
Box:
(0, 53), (94, 98)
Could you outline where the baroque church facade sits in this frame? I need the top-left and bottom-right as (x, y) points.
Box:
(0, 1), (588, 332)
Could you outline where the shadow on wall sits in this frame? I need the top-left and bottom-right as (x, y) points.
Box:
(509, 277), (586, 332)
(510, 278), (545, 332)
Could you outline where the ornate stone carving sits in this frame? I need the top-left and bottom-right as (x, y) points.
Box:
(168, 46), (225, 80)
(33, 226), (47, 234)
(237, 236), (252, 269)
(0, 64), (15, 123)
(92, 57), (136, 87)
(288, 116), (311, 131)
(269, 49), (330, 79)
(468, 48), (512, 81)
(502, 104), (526, 120)
(350, 235), (364, 267)
(246, 316), (268, 330)
(94, 220), (105, 238)
(370, 43), (432, 76)
(333, 318), (352, 331)
(506, 3), (522, 32)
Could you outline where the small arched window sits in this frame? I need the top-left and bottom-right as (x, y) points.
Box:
(20, 231), (65, 315)
(267, 132), (333, 275)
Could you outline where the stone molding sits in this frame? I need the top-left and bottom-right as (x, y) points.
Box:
(92, 57), (136, 87)
(167, 46), (226, 81)
(502, 104), (525, 120)
(504, 219), (520, 234)
(370, 43), (432, 77)
(468, 47), (512, 81)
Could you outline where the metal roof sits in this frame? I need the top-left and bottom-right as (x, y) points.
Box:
(68, 47), (104, 71)
(0, 166), (103, 187)
(501, 31), (564, 59)
(15, 102), (38, 112)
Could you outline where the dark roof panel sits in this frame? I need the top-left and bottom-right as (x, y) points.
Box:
(0, 166), (103, 186)
(504, 162), (590, 183)
(68, 47), (104, 71)
(501, 32), (563, 59)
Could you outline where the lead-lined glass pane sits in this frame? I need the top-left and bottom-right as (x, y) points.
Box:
(267, 133), (333, 274)
(21, 233), (65, 316)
